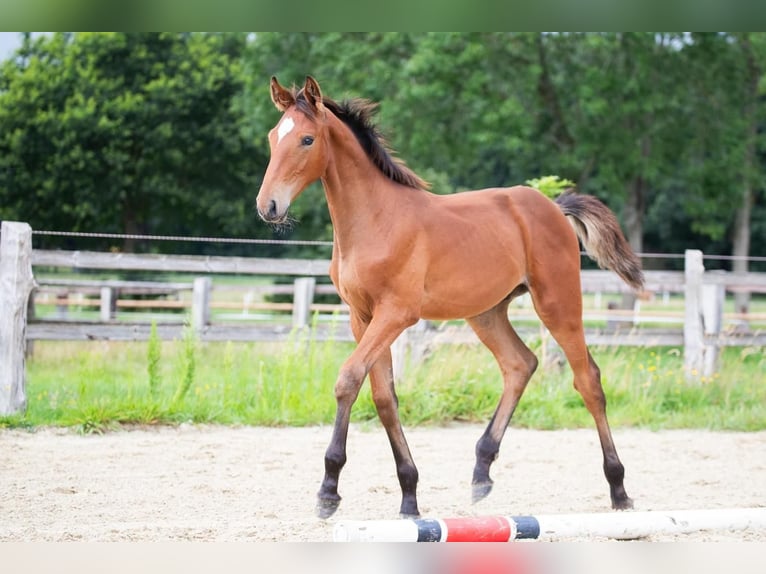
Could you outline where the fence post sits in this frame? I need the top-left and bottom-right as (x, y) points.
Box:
(0, 221), (35, 415)
(55, 291), (68, 319)
(100, 287), (114, 322)
(701, 281), (725, 377)
(392, 319), (429, 383)
(292, 277), (316, 329)
(192, 277), (212, 332)
(391, 329), (407, 384)
(26, 291), (36, 357)
(683, 249), (704, 378)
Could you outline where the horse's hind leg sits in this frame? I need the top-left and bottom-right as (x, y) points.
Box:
(467, 300), (538, 503)
(530, 285), (633, 510)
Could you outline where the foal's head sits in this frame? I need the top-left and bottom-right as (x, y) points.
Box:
(256, 75), (429, 225)
(256, 76), (329, 224)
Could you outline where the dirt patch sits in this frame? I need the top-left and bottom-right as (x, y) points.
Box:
(1, 424), (764, 541)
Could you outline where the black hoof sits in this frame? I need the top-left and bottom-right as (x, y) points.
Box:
(399, 496), (420, 519)
(316, 496), (341, 519)
(399, 503), (420, 520)
(471, 480), (493, 504)
(612, 495), (634, 510)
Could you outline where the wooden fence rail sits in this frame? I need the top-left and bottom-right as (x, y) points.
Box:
(2, 220), (766, 415)
(31, 249), (332, 276)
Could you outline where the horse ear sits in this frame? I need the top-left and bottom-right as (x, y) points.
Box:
(270, 76), (294, 112)
(303, 75), (323, 110)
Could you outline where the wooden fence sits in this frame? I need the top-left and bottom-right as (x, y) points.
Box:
(2, 220), (765, 414)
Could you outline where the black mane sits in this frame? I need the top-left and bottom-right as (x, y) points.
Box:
(294, 88), (429, 191)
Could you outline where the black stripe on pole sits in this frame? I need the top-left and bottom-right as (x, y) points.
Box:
(415, 519), (443, 542)
(512, 516), (541, 539)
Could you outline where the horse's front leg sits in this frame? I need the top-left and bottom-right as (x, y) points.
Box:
(368, 348), (419, 517)
(316, 308), (417, 519)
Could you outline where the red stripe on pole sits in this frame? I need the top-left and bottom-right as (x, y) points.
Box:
(443, 516), (512, 542)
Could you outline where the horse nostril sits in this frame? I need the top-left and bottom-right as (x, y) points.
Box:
(268, 200), (278, 219)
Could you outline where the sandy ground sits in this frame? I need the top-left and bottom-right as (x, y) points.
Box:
(1, 424), (764, 542)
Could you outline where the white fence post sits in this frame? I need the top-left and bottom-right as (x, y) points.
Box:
(192, 277), (212, 332)
(100, 287), (114, 322)
(392, 319), (429, 383)
(0, 221), (35, 415)
(701, 281), (725, 377)
(683, 249), (704, 378)
(292, 277), (316, 329)
(391, 332), (406, 384)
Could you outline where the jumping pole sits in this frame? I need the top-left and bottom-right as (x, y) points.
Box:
(333, 508), (766, 542)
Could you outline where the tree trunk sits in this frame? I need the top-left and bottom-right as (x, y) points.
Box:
(732, 189), (753, 314)
(732, 33), (759, 315)
(122, 198), (140, 253)
(621, 174), (645, 308)
(535, 33), (574, 150)
(623, 174), (645, 255)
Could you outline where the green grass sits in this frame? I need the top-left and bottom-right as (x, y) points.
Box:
(2, 332), (765, 432)
(392, 341), (766, 431)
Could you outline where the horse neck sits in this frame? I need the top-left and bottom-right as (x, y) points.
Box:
(320, 116), (398, 246)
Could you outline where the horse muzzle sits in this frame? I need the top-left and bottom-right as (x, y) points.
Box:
(256, 189), (291, 224)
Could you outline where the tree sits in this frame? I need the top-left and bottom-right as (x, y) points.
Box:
(538, 33), (694, 254)
(5, 31), (760, 269)
(678, 33), (766, 306)
(393, 33), (543, 192)
(0, 32), (262, 253)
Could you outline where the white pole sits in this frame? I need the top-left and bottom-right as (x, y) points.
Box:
(334, 508), (766, 542)
(534, 507), (766, 540)
(334, 519), (422, 542)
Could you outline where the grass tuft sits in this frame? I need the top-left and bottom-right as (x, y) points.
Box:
(147, 321), (162, 398)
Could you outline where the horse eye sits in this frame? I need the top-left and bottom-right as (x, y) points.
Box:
(301, 136), (315, 146)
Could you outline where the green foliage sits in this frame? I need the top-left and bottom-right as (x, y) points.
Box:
(0, 32), (262, 252)
(172, 324), (197, 404)
(1, 32), (764, 262)
(239, 32), (765, 261)
(147, 321), (161, 398)
(525, 175), (575, 198)
(393, 33), (541, 191)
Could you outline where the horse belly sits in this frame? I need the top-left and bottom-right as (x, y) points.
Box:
(420, 263), (523, 320)
(419, 203), (527, 319)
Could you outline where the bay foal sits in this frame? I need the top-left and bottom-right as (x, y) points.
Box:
(256, 76), (644, 518)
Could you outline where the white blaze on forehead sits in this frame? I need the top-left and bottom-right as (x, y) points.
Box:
(277, 116), (295, 144)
